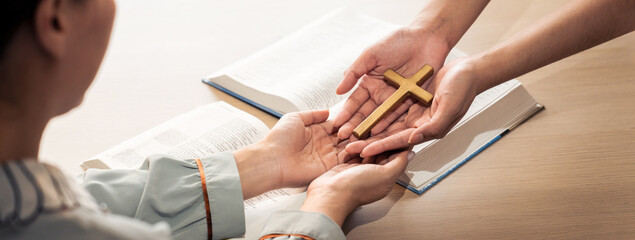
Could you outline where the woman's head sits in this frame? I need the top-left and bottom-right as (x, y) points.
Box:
(0, 0), (116, 117)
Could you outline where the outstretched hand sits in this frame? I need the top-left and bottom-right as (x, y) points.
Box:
(333, 27), (451, 141)
(262, 110), (353, 188)
(344, 58), (481, 157)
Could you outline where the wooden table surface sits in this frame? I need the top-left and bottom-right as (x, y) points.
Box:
(41, 0), (635, 239)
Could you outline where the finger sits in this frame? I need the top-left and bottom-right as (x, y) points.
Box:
(409, 102), (459, 143)
(337, 100), (378, 139)
(384, 116), (408, 132)
(295, 109), (330, 126)
(409, 116), (461, 145)
(344, 140), (368, 154)
(337, 49), (377, 95)
(323, 121), (338, 136)
(374, 151), (393, 165)
(345, 126), (396, 154)
(361, 128), (415, 157)
(347, 134), (359, 143)
(382, 150), (410, 178)
(337, 146), (358, 164)
(361, 154), (377, 164)
(333, 87), (370, 127)
(405, 103), (428, 128)
(345, 122), (404, 154)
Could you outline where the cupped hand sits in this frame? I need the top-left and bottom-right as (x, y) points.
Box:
(345, 57), (481, 157)
(333, 26), (451, 140)
(300, 149), (412, 226)
(262, 110), (353, 188)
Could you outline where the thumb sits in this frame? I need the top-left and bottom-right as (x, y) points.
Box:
(336, 49), (377, 95)
(381, 151), (410, 179)
(295, 109), (330, 126)
(408, 104), (458, 144)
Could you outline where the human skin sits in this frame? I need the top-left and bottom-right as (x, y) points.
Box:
(333, 0), (490, 144)
(337, 0), (635, 157)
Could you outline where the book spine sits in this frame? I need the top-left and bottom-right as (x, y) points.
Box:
(202, 79), (283, 118)
(404, 103), (544, 195)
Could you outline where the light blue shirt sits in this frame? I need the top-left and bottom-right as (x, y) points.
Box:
(0, 153), (345, 240)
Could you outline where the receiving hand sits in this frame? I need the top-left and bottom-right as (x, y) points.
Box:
(300, 149), (412, 226)
(333, 26), (451, 140)
(345, 57), (481, 157)
(261, 110), (353, 188)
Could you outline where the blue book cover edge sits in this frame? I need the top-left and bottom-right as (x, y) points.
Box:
(400, 129), (511, 195)
(202, 79), (283, 119)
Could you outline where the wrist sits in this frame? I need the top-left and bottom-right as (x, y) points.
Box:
(409, 0), (489, 48)
(466, 51), (503, 94)
(407, 25), (452, 55)
(234, 142), (281, 199)
(410, 20), (450, 42)
(300, 186), (357, 227)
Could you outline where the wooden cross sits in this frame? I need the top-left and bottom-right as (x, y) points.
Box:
(352, 65), (434, 139)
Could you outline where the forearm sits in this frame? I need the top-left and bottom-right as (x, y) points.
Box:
(234, 143), (280, 200)
(471, 0), (635, 93)
(410, 0), (490, 47)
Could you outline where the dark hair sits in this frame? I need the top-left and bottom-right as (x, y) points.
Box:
(0, 1), (41, 57)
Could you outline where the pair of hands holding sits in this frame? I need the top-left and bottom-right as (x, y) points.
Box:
(234, 109), (413, 226)
(236, 21), (486, 226)
(334, 26), (483, 158)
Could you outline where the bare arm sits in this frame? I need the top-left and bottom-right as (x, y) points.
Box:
(351, 0), (635, 157)
(410, 0), (490, 49)
(473, 0), (635, 93)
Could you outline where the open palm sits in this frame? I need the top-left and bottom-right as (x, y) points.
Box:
(333, 27), (451, 141)
(344, 58), (480, 157)
(263, 110), (353, 188)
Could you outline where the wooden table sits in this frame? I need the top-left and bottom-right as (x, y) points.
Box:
(41, 0), (635, 239)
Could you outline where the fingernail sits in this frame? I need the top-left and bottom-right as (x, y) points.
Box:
(407, 151), (415, 161)
(359, 150), (367, 158)
(409, 133), (424, 144)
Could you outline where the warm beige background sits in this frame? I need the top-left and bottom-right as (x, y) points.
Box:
(41, 0), (635, 239)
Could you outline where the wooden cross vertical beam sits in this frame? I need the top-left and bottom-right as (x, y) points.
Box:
(352, 65), (434, 139)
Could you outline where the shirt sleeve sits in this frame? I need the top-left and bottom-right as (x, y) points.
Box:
(81, 152), (245, 240)
(259, 210), (346, 240)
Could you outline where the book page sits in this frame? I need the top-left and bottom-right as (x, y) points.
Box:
(86, 101), (297, 212)
(208, 10), (475, 116)
(220, 9), (398, 113)
(402, 82), (541, 189)
(410, 80), (519, 153)
(87, 101), (270, 169)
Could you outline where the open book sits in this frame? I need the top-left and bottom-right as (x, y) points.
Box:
(202, 8), (401, 118)
(202, 9), (543, 194)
